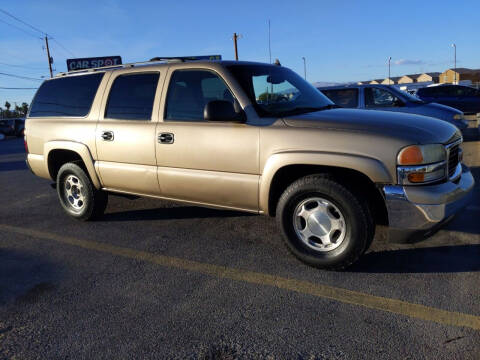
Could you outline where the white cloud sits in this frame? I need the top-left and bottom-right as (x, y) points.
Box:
(394, 59), (425, 66)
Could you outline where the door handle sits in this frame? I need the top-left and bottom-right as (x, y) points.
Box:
(158, 132), (174, 144)
(101, 131), (114, 141)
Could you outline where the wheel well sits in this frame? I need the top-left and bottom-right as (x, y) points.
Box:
(268, 165), (388, 225)
(47, 149), (85, 181)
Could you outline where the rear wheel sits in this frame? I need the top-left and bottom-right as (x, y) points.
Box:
(56, 163), (108, 221)
(276, 175), (374, 270)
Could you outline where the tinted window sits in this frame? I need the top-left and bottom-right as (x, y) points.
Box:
(321, 89), (358, 108)
(105, 73), (159, 120)
(364, 88), (398, 108)
(165, 70), (234, 121)
(29, 73), (103, 117)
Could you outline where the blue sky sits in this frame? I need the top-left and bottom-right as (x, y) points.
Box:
(1, 0), (479, 107)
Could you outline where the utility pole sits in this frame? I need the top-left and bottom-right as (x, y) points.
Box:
(388, 56), (392, 85)
(268, 20), (272, 64)
(302, 57), (307, 80)
(233, 33), (239, 61)
(451, 43), (457, 84)
(45, 35), (53, 78)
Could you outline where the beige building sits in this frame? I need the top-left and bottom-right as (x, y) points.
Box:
(398, 74), (421, 84)
(369, 79), (383, 84)
(439, 68), (480, 84)
(416, 72), (440, 83)
(381, 77), (401, 85)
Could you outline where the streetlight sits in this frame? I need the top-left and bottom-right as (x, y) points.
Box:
(388, 57), (392, 85)
(451, 43), (456, 84)
(302, 57), (307, 80)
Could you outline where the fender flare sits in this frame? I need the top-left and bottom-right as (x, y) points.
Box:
(259, 151), (392, 215)
(44, 140), (101, 189)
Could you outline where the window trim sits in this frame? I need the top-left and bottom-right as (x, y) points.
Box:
(104, 71), (160, 121)
(163, 68), (238, 123)
(28, 72), (105, 119)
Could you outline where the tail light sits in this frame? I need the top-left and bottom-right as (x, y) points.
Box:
(24, 135), (28, 153)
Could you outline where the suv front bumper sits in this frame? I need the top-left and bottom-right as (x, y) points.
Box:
(383, 164), (474, 242)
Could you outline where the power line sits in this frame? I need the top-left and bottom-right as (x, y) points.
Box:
(0, 17), (42, 39)
(0, 72), (43, 81)
(51, 38), (76, 57)
(0, 61), (45, 70)
(0, 87), (38, 90)
(0, 8), (46, 35)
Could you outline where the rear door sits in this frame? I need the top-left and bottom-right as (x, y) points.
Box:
(95, 69), (165, 195)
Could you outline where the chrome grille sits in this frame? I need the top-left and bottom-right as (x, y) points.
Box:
(446, 141), (461, 179)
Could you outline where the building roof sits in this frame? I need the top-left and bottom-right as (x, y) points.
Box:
(446, 68), (480, 74)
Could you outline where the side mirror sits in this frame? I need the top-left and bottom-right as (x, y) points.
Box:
(203, 100), (245, 122)
(393, 98), (405, 107)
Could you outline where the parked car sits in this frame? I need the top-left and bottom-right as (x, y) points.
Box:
(416, 85), (480, 115)
(25, 59), (473, 270)
(317, 84), (468, 129)
(0, 118), (25, 137)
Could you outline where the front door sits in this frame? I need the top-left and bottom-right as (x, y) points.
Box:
(96, 70), (163, 196)
(155, 68), (260, 211)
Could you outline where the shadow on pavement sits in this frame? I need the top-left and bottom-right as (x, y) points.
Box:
(348, 244), (480, 273)
(0, 248), (59, 306)
(103, 205), (254, 222)
(0, 160), (27, 172)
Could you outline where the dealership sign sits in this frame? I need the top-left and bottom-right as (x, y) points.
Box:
(67, 56), (122, 71)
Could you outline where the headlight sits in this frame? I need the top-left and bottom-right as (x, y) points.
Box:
(397, 144), (447, 184)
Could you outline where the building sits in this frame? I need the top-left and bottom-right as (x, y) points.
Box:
(369, 79), (383, 84)
(416, 72), (440, 83)
(381, 77), (401, 85)
(440, 68), (480, 84)
(398, 74), (421, 84)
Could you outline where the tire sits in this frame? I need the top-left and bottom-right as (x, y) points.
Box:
(276, 174), (374, 270)
(56, 162), (108, 221)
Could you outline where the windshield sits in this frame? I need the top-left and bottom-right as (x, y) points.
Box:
(388, 86), (424, 103)
(227, 64), (334, 117)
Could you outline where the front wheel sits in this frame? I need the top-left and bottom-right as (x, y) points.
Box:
(276, 175), (374, 270)
(56, 162), (108, 221)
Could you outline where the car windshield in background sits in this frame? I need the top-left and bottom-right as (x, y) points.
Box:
(227, 64), (334, 117)
(389, 86), (424, 103)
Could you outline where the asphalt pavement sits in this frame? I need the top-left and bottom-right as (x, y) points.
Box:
(0, 134), (479, 359)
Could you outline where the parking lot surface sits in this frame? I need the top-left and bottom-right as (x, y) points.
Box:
(1, 134), (479, 359)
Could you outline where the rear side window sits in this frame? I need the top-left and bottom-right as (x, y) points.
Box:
(105, 73), (159, 120)
(29, 73), (104, 117)
(321, 89), (358, 108)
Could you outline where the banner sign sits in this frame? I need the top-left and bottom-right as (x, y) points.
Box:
(67, 56), (122, 71)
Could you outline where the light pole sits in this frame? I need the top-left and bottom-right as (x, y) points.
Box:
(451, 43), (456, 84)
(302, 57), (306, 80)
(388, 56), (392, 85)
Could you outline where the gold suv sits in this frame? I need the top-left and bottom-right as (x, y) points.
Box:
(25, 59), (474, 269)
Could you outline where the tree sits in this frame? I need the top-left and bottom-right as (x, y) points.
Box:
(4, 101), (10, 111)
(21, 102), (29, 116)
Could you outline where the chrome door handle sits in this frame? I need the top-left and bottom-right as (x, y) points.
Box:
(101, 131), (114, 141)
(158, 132), (174, 144)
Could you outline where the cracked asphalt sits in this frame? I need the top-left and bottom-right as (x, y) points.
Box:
(0, 133), (479, 359)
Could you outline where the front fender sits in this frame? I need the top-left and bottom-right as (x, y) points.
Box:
(259, 151), (392, 215)
(44, 140), (101, 189)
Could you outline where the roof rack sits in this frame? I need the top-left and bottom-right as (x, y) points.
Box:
(56, 55), (222, 77)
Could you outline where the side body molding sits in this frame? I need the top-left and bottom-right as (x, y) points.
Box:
(44, 141), (102, 189)
(259, 151), (393, 215)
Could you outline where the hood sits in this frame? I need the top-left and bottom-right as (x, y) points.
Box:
(283, 108), (461, 145)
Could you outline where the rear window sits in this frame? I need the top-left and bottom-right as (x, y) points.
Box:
(105, 73), (159, 121)
(29, 73), (104, 117)
(321, 89), (358, 108)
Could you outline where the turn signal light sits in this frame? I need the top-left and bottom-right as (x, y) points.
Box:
(407, 173), (425, 183)
(398, 145), (423, 165)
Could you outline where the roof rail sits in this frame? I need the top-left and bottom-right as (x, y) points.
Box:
(56, 55), (222, 77)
